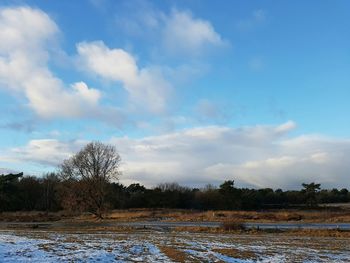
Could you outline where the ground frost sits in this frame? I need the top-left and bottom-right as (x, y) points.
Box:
(0, 230), (349, 262)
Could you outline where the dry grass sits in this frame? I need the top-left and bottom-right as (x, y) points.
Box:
(105, 209), (161, 221)
(0, 211), (64, 222)
(158, 245), (191, 262)
(172, 226), (350, 237)
(1, 208), (350, 223)
(104, 209), (350, 223)
(221, 220), (246, 231)
(172, 226), (221, 233)
(284, 229), (350, 238)
(213, 248), (257, 260)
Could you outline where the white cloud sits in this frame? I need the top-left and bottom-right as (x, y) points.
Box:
(5, 139), (85, 167)
(162, 10), (226, 55)
(0, 7), (120, 120)
(275, 120), (296, 134)
(76, 41), (138, 83)
(2, 121), (350, 189)
(115, 6), (226, 56)
(110, 122), (350, 189)
(77, 41), (171, 113)
(71, 82), (101, 106)
(0, 7), (58, 54)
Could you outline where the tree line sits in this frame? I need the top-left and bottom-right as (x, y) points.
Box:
(1, 142), (349, 217)
(1, 173), (349, 213)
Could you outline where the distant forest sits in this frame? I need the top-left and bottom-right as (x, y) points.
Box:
(1, 172), (349, 213)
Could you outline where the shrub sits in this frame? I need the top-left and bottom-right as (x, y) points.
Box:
(221, 220), (246, 231)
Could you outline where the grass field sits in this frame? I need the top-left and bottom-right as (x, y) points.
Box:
(1, 207), (350, 262)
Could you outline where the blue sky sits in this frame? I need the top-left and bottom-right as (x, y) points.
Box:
(0, 0), (350, 189)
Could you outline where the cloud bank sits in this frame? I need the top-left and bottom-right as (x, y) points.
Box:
(2, 121), (350, 189)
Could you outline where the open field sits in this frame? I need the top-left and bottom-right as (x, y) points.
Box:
(1, 229), (349, 262)
(2, 207), (350, 262)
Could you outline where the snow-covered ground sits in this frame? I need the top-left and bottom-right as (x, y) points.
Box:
(0, 230), (349, 262)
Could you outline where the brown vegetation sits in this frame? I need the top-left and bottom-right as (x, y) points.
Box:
(59, 142), (121, 218)
(283, 229), (350, 238)
(221, 220), (246, 231)
(0, 211), (63, 222)
(213, 248), (257, 260)
(1, 208), (350, 223)
(172, 226), (350, 237)
(158, 246), (191, 262)
(105, 208), (350, 223)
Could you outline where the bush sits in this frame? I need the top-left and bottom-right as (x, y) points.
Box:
(221, 220), (246, 231)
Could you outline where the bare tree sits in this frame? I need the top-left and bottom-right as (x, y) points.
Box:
(59, 142), (121, 218)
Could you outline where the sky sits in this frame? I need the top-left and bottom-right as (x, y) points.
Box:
(0, 0), (350, 189)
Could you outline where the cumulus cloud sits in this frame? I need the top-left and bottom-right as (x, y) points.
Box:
(5, 121), (349, 189)
(0, 6), (124, 122)
(162, 10), (226, 55)
(115, 5), (226, 56)
(77, 41), (171, 113)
